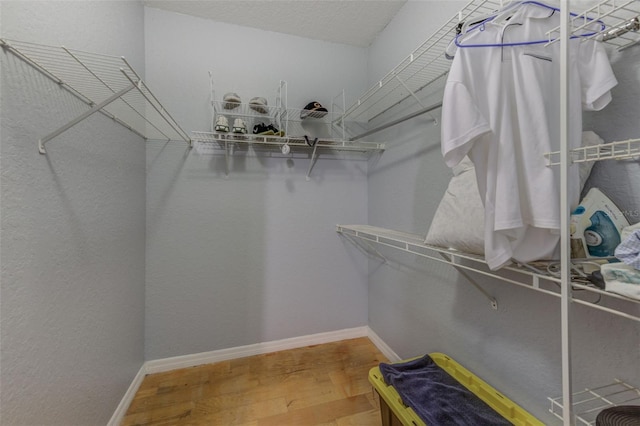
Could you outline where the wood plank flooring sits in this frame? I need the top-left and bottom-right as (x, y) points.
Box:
(122, 337), (389, 425)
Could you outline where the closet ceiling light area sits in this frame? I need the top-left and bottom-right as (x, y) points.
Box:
(142, 0), (407, 47)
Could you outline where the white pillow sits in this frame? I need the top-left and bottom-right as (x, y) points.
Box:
(424, 156), (485, 254)
(424, 131), (603, 255)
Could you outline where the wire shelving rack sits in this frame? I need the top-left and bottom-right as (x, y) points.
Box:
(0, 38), (191, 154)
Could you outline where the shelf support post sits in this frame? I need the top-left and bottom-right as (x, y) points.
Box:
(38, 83), (136, 154)
(559, 0), (575, 424)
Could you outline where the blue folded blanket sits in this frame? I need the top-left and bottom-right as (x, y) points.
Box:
(379, 355), (510, 425)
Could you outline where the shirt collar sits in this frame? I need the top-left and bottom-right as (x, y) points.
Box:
(502, 2), (556, 26)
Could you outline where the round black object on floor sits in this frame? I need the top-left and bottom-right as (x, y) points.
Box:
(596, 406), (640, 426)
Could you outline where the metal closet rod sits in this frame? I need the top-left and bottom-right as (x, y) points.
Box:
(349, 101), (442, 141)
(602, 16), (640, 41)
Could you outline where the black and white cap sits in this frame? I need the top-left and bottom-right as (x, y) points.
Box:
(300, 101), (328, 119)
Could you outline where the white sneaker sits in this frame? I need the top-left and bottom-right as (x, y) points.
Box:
(222, 92), (241, 109)
(249, 97), (268, 114)
(232, 118), (247, 134)
(214, 115), (229, 132)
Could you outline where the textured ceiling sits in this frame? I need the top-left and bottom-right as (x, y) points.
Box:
(143, 1), (407, 47)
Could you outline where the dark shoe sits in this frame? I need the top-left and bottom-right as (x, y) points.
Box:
(267, 124), (284, 136)
(253, 122), (274, 135)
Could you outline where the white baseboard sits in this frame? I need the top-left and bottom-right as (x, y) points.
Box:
(109, 325), (397, 424)
(107, 363), (148, 426)
(366, 327), (401, 362)
(145, 326), (370, 374)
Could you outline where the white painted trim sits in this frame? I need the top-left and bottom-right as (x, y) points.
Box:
(145, 326), (369, 374)
(108, 326), (398, 424)
(366, 326), (401, 362)
(107, 363), (147, 426)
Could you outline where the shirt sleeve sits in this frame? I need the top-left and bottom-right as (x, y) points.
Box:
(441, 80), (492, 168)
(579, 39), (618, 111)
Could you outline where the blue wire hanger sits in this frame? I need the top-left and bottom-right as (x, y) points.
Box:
(455, 0), (605, 48)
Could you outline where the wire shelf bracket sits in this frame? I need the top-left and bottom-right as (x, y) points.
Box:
(1, 38), (192, 154)
(336, 224), (640, 322)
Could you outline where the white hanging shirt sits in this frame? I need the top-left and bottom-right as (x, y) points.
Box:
(441, 4), (617, 270)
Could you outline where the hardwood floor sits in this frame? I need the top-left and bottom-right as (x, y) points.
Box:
(122, 337), (389, 425)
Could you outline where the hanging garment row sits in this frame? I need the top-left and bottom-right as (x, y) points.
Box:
(439, 0), (618, 270)
(350, 0), (640, 143)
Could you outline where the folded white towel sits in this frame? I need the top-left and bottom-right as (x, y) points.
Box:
(601, 262), (640, 300)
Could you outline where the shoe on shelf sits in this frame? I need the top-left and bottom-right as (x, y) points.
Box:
(223, 92), (241, 109)
(249, 97), (268, 114)
(232, 118), (247, 134)
(253, 122), (274, 136)
(300, 101), (328, 119)
(214, 115), (229, 132)
(267, 124), (284, 137)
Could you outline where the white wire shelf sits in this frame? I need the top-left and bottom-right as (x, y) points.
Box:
(336, 224), (640, 322)
(343, 0), (640, 126)
(545, 138), (640, 165)
(192, 131), (384, 152)
(340, 0), (506, 124)
(0, 38), (191, 153)
(549, 379), (640, 425)
(192, 132), (384, 180)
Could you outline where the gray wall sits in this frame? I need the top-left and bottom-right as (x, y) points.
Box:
(0, 2), (146, 425)
(366, 2), (640, 424)
(143, 8), (370, 360)
(1, 2), (637, 425)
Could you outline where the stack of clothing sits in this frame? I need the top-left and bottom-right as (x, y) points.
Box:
(602, 224), (640, 300)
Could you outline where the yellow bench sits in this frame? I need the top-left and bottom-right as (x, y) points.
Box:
(369, 353), (544, 426)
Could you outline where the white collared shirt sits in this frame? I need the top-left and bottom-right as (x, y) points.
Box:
(441, 3), (618, 270)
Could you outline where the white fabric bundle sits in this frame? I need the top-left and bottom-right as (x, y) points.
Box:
(601, 262), (640, 300)
(615, 224), (640, 270)
(425, 131), (603, 258)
